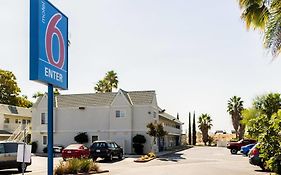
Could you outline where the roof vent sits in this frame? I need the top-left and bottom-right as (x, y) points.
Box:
(79, 107), (85, 110)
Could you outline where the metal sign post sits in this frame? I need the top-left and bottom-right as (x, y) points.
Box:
(30, 0), (68, 174)
(22, 128), (26, 175)
(48, 84), (54, 175)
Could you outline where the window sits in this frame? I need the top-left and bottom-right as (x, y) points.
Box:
(41, 113), (47, 124)
(92, 136), (98, 143)
(0, 144), (4, 154)
(153, 112), (157, 118)
(27, 120), (31, 124)
(4, 118), (9, 124)
(4, 143), (18, 153)
(43, 136), (47, 145)
(22, 119), (26, 124)
(15, 119), (18, 124)
(116, 110), (125, 118)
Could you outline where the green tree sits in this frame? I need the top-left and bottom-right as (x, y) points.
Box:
(227, 96), (244, 139)
(238, 0), (281, 56)
(146, 122), (168, 144)
(242, 93), (281, 173)
(32, 92), (44, 99)
(94, 70), (118, 93)
(198, 113), (212, 146)
(188, 112), (191, 145)
(0, 69), (32, 107)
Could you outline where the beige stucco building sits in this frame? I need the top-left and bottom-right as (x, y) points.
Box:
(32, 89), (182, 154)
(0, 104), (32, 141)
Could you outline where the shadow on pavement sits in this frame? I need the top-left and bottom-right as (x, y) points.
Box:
(157, 153), (186, 162)
(0, 170), (32, 174)
(95, 158), (125, 164)
(254, 169), (272, 173)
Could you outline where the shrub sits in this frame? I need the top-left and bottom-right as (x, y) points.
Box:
(133, 134), (146, 144)
(63, 158), (80, 174)
(74, 132), (89, 144)
(133, 143), (144, 155)
(31, 141), (38, 153)
(54, 159), (101, 175)
(79, 159), (92, 173)
(132, 134), (146, 155)
(54, 162), (66, 175)
(90, 162), (100, 172)
(147, 152), (156, 158)
(43, 147), (47, 153)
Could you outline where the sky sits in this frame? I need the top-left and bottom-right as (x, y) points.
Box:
(1, 0), (281, 133)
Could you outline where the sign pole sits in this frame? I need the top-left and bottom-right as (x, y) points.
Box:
(48, 84), (54, 175)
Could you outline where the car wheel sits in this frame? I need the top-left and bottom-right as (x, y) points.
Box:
(108, 154), (113, 161)
(63, 157), (66, 161)
(230, 149), (238, 154)
(18, 163), (27, 172)
(118, 152), (123, 160)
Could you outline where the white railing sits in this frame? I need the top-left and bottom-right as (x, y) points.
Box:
(164, 125), (182, 135)
(7, 124), (31, 142)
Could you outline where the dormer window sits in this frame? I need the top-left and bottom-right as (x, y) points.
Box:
(116, 110), (125, 118)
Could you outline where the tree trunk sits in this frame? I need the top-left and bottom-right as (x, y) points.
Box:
(238, 124), (245, 140)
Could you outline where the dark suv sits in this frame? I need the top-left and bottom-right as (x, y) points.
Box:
(226, 139), (256, 154)
(0, 141), (32, 172)
(90, 141), (123, 161)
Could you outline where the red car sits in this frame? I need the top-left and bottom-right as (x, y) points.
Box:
(62, 144), (90, 160)
(226, 139), (256, 154)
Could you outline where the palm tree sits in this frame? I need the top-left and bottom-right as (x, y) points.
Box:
(94, 70), (118, 93)
(238, 0), (281, 57)
(227, 96), (244, 139)
(198, 114), (212, 146)
(104, 70), (118, 92)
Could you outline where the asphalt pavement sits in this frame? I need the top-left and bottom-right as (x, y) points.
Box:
(0, 147), (271, 175)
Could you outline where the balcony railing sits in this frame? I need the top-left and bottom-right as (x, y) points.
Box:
(3, 123), (31, 133)
(164, 125), (182, 135)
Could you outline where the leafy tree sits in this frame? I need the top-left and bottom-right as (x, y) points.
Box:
(94, 70), (118, 93)
(192, 112), (197, 145)
(237, 0), (281, 56)
(242, 93), (281, 173)
(0, 69), (32, 107)
(146, 122), (168, 144)
(32, 92), (44, 99)
(198, 113), (212, 146)
(188, 112), (191, 145)
(32, 88), (60, 99)
(227, 96), (244, 139)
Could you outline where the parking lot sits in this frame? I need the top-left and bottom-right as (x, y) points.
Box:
(0, 147), (271, 175)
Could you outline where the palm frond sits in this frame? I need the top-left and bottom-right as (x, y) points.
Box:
(241, 3), (269, 30)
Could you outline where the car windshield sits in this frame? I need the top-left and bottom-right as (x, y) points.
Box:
(92, 142), (107, 148)
(65, 144), (82, 149)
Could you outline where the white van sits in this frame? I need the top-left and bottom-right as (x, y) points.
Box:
(0, 141), (31, 172)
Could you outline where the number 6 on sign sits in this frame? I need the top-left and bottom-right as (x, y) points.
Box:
(45, 13), (65, 69)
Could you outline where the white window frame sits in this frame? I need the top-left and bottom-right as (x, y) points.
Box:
(41, 113), (47, 124)
(116, 110), (125, 118)
(4, 118), (9, 124)
(43, 136), (47, 145)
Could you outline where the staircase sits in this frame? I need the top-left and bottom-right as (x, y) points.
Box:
(7, 124), (31, 142)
